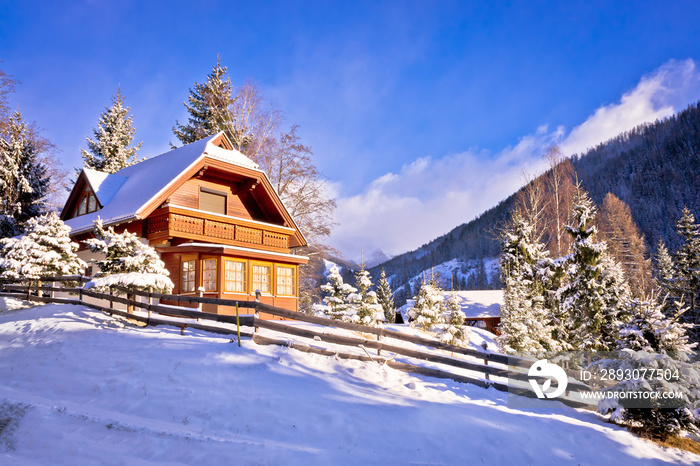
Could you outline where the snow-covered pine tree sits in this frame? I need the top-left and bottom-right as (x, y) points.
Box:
(497, 211), (557, 353)
(654, 239), (675, 293)
(80, 88), (144, 175)
(173, 57), (235, 145)
(559, 186), (631, 351)
(407, 279), (445, 331)
(671, 207), (700, 343)
(84, 219), (173, 293)
(617, 292), (696, 354)
(351, 266), (384, 326)
(0, 111), (49, 236)
(320, 265), (356, 320)
(0, 212), (85, 280)
(376, 268), (396, 323)
(439, 293), (468, 346)
(596, 292), (700, 440)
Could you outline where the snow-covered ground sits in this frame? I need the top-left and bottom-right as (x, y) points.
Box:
(1, 300), (698, 464)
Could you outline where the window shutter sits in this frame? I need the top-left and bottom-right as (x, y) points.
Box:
(200, 190), (227, 214)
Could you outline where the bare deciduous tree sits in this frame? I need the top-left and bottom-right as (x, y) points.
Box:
(542, 146), (575, 257)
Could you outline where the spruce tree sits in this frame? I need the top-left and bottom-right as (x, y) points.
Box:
(376, 269), (396, 323)
(440, 293), (468, 346)
(320, 265), (356, 320)
(80, 88), (144, 174)
(497, 212), (557, 353)
(560, 186), (630, 350)
(352, 266), (383, 326)
(173, 57), (235, 145)
(0, 212), (85, 279)
(617, 293), (695, 354)
(0, 111), (48, 236)
(672, 207), (700, 342)
(654, 239), (675, 292)
(84, 219), (173, 293)
(596, 292), (699, 441)
(407, 279), (445, 330)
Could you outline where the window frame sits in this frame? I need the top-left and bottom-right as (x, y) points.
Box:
(75, 190), (100, 217)
(224, 258), (248, 294)
(201, 256), (219, 293)
(275, 265), (296, 296)
(251, 261), (273, 295)
(180, 256), (197, 294)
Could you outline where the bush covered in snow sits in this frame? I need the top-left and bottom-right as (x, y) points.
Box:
(0, 212), (85, 280)
(84, 219), (173, 293)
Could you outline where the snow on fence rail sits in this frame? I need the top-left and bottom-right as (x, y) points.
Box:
(0, 276), (593, 409)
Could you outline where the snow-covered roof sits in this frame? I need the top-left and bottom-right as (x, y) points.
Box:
(63, 133), (260, 235)
(82, 168), (127, 206)
(397, 289), (503, 323)
(446, 290), (503, 318)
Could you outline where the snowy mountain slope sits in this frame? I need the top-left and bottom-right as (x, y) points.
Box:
(1, 302), (698, 464)
(391, 257), (499, 303)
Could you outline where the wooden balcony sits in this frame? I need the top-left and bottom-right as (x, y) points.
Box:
(147, 206), (291, 253)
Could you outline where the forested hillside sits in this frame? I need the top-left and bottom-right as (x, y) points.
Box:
(373, 101), (700, 297)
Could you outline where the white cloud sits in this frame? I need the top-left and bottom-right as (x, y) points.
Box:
(560, 59), (700, 156)
(330, 59), (700, 260)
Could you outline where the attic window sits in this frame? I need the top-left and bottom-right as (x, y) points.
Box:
(76, 191), (99, 217)
(199, 188), (227, 215)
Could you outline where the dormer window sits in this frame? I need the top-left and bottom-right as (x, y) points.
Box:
(76, 190), (100, 217)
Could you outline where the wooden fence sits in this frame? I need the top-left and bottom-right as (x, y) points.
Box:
(0, 276), (595, 410)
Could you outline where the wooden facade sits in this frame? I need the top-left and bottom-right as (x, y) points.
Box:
(61, 133), (308, 315)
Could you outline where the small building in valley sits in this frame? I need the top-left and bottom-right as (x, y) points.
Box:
(61, 133), (308, 315)
(398, 289), (502, 334)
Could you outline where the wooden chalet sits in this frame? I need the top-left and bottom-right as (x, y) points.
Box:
(61, 133), (308, 315)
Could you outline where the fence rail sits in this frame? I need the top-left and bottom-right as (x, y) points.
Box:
(0, 276), (594, 409)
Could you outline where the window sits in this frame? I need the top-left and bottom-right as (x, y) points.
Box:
(77, 196), (87, 216)
(202, 258), (218, 292)
(276, 266), (295, 296)
(75, 191), (99, 217)
(200, 189), (226, 215)
(88, 193), (98, 213)
(181, 259), (196, 293)
(252, 263), (271, 294)
(224, 259), (247, 293)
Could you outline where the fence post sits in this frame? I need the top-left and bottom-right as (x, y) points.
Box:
(254, 290), (261, 333)
(197, 288), (203, 322)
(236, 302), (241, 347)
(26, 280), (31, 301)
(109, 287), (114, 309)
(127, 292), (134, 314)
(78, 274), (83, 304)
(148, 286), (153, 320)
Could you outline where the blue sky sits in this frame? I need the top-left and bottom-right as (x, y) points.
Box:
(2, 1), (700, 259)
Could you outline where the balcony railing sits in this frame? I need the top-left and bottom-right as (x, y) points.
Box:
(147, 206), (290, 251)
